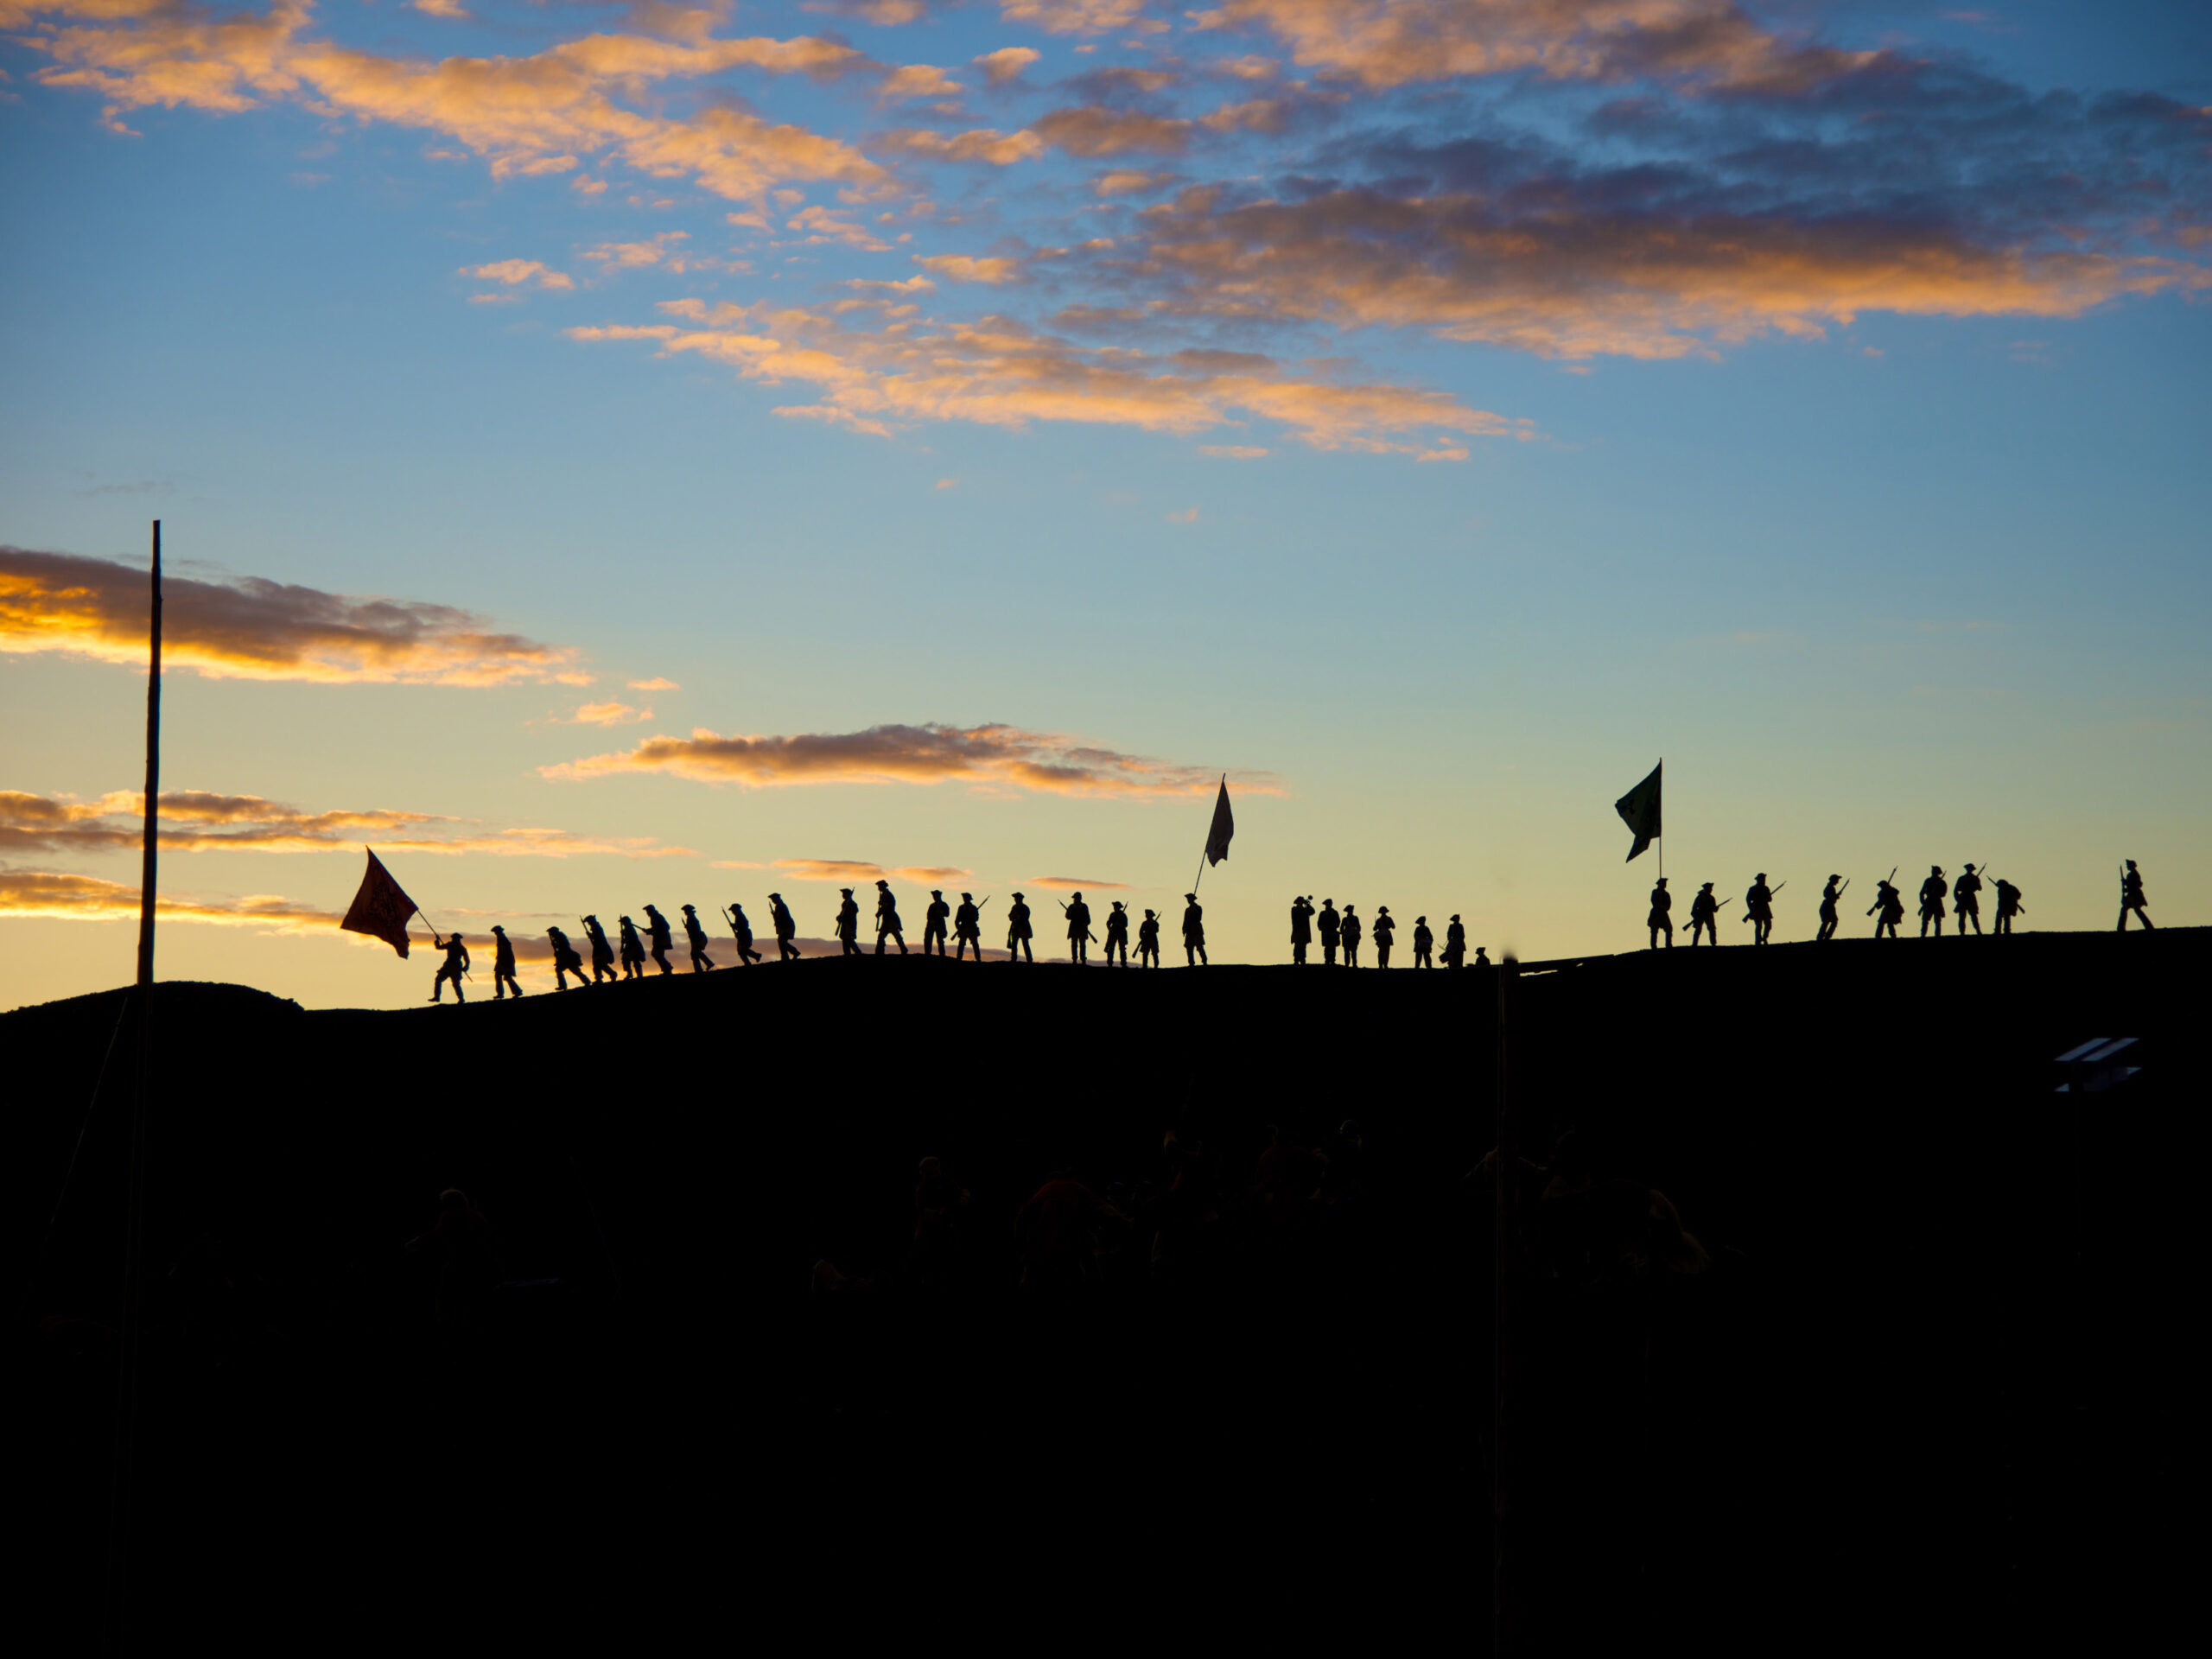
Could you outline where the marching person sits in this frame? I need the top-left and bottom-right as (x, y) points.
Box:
(1007, 893), (1034, 963)
(727, 902), (762, 965)
(1137, 908), (1161, 968)
(1413, 915), (1434, 969)
(1104, 900), (1130, 966)
(681, 904), (715, 972)
(1952, 864), (1984, 935)
(1182, 893), (1208, 967)
(1816, 875), (1844, 943)
(1744, 874), (1775, 946)
(874, 880), (907, 956)
(491, 925), (524, 1000)
(642, 903), (677, 975)
(582, 915), (618, 983)
(1372, 906), (1396, 969)
(618, 916), (647, 979)
(836, 889), (862, 957)
(430, 930), (470, 1004)
(1442, 915), (1466, 969)
(1065, 892), (1093, 965)
(954, 892), (984, 961)
(1317, 899), (1341, 966)
(1994, 877), (2024, 935)
(1648, 876), (1673, 949)
(1340, 903), (1362, 968)
(1290, 896), (1313, 966)
(923, 890), (950, 957)
(1688, 882), (1720, 947)
(769, 893), (801, 961)
(1870, 876), (1904, 939)
(2119, 860), (2153, 931)
(1918, 867), (1948, 938)
(547, 925), (587, 990)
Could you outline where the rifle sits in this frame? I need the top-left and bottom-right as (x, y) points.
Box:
(1056, 899), (1099, 943)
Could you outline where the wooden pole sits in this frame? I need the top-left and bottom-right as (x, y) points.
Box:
(1494, 953), (1521, 1655)
(105, 521), (162, 1652)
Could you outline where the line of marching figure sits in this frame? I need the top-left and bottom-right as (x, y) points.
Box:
(1284, 899), (1487, 968)
(1639, 859), (2156, 948)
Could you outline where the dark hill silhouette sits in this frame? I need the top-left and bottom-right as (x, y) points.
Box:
(9, 930), (2201, 1649)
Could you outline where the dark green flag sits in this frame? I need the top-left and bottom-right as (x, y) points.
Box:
(1615, 761), (1662, 861)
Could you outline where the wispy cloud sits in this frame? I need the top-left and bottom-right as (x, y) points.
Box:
(462, 258), (574, 290)
(559, 701), (655, 726)
(0, 789), (695, 858)
(0, 546), (590, 685)
(543, 720), (1279, 798)
(1027, 874), (1131, 890)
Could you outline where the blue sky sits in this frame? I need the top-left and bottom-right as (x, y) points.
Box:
(3, 0), (2207, 1007)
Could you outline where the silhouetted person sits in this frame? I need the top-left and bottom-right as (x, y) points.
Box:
(922, 890), (950, 957)
(769, 893), (801, 961)
(1413, 916), (1433, 968)
(1318, 899), (1340, 965)
(1953, 864), (1984, 935)
(1918, 866), (1948, 938)
(1870, 878), (1904, 938)
(727, 902), (761, 964)
(548, 925), (586, 990)
(1007, 893), (1033, 963)
(1816, 875), (1843, 943)
(583, 915), (618, 983)
(1648, 877), (1673, 949)
(1182, 893), (1207, 966)
(2119, 860), (2153, 931)
(1372, 906), (1395, 968)
(430, 931), (470, 1003)
(1994, 878), (2024, 935)
(1341, 904), (1362, 967)
(618, 916), (646, 978)
(405, 1188), (504, 1328)
(1291, 896), (1313, 965)
(874, 880), (907, 955)
(491, 925), (523, 999)
(1443, 915), (1466, 968)
(1137, 909), (1160, 967)
(1104, 900), (1130, 965)
(1745, 874), (1775, 945)
(954, 892), (983, 961)
(836, 889), (862, 957)
(643, 903), (676, 974)
(680, 904), (715, 971)
(1065, 893), (1092, 964)
(1688, 882), (1719, 947)
(1474, 946), (1491, 966)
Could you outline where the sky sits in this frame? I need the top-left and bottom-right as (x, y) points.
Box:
(2, 0), (2208, 1009)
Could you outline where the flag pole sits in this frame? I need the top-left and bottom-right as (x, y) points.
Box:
(105, 519), (162, 1649)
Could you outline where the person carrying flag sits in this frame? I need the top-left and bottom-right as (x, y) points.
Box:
(430, 931), (470, 1004)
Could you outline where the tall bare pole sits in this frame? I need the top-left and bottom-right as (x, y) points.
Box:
(137, 520), (162, 986)
(105, 521), (161, 1652)
(1493, 954), (1521, 1656)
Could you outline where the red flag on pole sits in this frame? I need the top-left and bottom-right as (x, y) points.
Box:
(1204, 776), (1235, 867)
(340, 849), (421, 957)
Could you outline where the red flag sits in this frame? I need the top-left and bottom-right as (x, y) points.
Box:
(1204, 776), (1234, 867)
(340, 849), (421, 957)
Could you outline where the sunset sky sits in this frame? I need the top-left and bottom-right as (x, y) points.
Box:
(3, 0), (2208, 1008)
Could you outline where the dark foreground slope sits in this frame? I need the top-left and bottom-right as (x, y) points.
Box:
(8, 931), (2199, 1650)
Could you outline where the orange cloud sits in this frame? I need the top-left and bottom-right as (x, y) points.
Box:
(871, 126), (1046, 165)
(19, 1), (885, 200)
(543, 720), (1279, 799)
(569, 300), (1530, 454)
(913, 253), (1024, 283)
(1185, 0), (1883, 94)
(775, 857), (885, 882)
(462, 258), (575, 289)
(1130, 188), (2210, 359)
(1094, 168), (1175, 196)
(1027, 874), (1131, 890)
(563, 701), (654, 725)
(788, 205), (892, 251)
(880, 63), (961, 100)
(1001, 0), (1147, 34)
(974, 46), (1040, 86)
(0, 789), (696, 858)
(0, 867), (343, 932)
(628, 677), (680, 690)
(0, 546), (591, 684)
